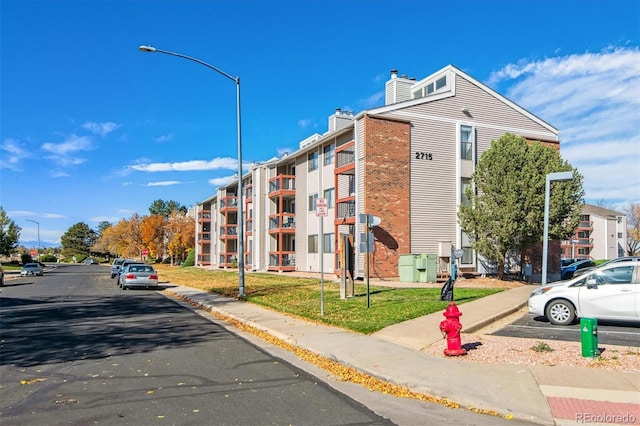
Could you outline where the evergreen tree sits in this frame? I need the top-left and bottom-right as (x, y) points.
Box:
(60, 222), (98, 257)
(0, 207), (21, 256)
(458, 134), (584, 278)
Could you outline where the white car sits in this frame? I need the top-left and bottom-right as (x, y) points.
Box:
(528, 260), (640, 325)
(20, 263), (44, 276)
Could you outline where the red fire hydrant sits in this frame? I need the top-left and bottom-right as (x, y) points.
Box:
(439, 302), (467, 356)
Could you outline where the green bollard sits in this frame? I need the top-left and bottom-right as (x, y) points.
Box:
(580, 318), (599, 358)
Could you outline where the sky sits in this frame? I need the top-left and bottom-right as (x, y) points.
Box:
(1, 0), (639, 246)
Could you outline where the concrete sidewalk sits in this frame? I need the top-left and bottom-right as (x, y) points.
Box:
(162, 284), (640, 425)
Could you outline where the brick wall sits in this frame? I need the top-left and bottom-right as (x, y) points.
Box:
(362, 114), (411, 278)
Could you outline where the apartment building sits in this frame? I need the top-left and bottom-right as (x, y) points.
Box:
(195, 64), (560, 278)
(561, 204), (628, 260)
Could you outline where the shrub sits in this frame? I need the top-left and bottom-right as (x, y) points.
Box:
(182, 249), (195, 267)
(21, 254), (33, 265)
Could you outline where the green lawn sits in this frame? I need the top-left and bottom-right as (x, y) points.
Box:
(157, 266), (502, 334)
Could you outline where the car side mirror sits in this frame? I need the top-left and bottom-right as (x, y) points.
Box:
(586, 278), (598, 289)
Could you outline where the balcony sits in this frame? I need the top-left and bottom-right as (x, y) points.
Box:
(268, 214), (296, 233)
(335, 142), (355, 174)
(246, 184), (253, 201)
(336, 198), (356, 220)
(220, 225), (238, 239)
(577, 220), (593, 231)
(268, 252), (296, 271)
(220, 196), (238, 212)
(198, 232), (211, 242)
(269, 174), (296, 198)
(198, 211), (211, 222)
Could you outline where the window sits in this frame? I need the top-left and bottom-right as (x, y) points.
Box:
(308, 235), (318, 253)
(323, 144), (334, 166)
(323, 188), (335, 208)
(308, 193), (318, 211)
(323, 233), (334, 253)
(460, 125), (473, 160)
(592, 265), (634, 285)
(461, 232), (473, 264)
(618, 232), (623, 239)
(435, 76), (447, 90)
(308, 152), (318, 171)
(461, 178), (472, 205)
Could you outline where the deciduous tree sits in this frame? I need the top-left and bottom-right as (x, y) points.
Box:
(624, 203), (640, 255)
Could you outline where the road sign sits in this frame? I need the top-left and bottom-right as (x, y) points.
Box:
(142, 249), (149, 256)
(453, 249), (464, 259)
(31, 249), (37, 256)
(316, 198), (328, 217)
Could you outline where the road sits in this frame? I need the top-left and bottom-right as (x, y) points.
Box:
(1, 264), (526, 426)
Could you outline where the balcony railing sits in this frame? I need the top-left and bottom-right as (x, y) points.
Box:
(220, 196), (238, 210)
(268, 214), (296, 230)
(269, 174), (296, 195)
(269, 252), (296, 267)
(198, 211), (211, 222)
(198, 232), (211, 241)
(336, 200), (356, 219)
(220, 225), (238, 236)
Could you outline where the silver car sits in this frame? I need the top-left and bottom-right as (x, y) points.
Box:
(118, 264), (159, 290)
(20, 263), (44, 276)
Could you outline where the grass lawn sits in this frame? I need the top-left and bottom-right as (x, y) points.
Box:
(156, 265), (502, 334)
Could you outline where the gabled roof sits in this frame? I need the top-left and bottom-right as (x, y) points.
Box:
(583, 204), (625, 218)
(362, 64), (559, 136)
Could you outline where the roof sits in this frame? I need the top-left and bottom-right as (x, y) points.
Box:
(582, 203), (625, 218)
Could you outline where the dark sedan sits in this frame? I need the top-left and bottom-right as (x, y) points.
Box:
(560, 259), (595, 280)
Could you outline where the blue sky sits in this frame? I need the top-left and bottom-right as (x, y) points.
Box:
(1, 0), (639, 245)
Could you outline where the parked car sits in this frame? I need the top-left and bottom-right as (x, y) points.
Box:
(111, 258), (131, 278)
(572, 256), (640, 278)
(84, 258), (99, 265)
(560, 259), (595, 280)
(561, 258), (579, 267)
(118, 264), (159, 290)
(20, 263), (44, 276)
(115, 260), (145, 282)
(528, 259), (640, 325)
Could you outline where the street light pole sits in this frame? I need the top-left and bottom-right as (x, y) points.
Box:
(541, 171), (573, 285)
(25, 219), (40, 260)
(139, 45), (245, 297)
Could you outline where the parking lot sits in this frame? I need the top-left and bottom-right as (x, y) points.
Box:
(492, 311), (640, 347)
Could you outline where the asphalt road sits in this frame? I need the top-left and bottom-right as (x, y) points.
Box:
(1, 264), (529, 426)
(492, 311), (640, 346)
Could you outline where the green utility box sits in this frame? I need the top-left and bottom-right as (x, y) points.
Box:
(398, 255), (419, 282)
(580, 318), (599, 358)
(416, 253), (437, 283)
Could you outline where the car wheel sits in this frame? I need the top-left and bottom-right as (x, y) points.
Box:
(545, 299), (576, 326)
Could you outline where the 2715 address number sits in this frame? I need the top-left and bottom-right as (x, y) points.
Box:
(415, 151), (433, 160)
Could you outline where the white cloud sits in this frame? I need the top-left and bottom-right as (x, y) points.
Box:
(0, 138), (30, 170)
(489, 46), (640, 206)
(41, 134), (92, 155)
(90, 216), (120, 223)
(82, 121), (121, 137)
(6, 210), (65, 219)
(130, 157), (238, 172)
(208, 176), (235, 187)
(143, 181), (183, 186)
(297, 118), (315, 129)
(155, 133), (175, 143)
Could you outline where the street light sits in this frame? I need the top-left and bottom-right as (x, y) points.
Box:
(541, 171), (573, 285)
(139, 45), (245, 297)
(25, 219), (40, 260)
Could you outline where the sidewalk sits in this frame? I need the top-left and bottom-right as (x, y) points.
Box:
(162, 283), (640, 425)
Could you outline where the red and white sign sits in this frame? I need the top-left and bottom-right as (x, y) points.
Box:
(142, 249), (149, 256)
(31, 249), (37, 256)
(315, 198), (328, 217)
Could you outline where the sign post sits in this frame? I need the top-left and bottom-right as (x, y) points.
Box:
(316, 198), (328, 315)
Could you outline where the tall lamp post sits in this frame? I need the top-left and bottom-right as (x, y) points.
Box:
(25, 219), (40, 260)
(139, 45), (245, 297)
(541, 171), (573, 285)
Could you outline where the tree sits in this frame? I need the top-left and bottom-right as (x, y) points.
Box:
(60, 222), (98, 257)
(149, 199), (187, 218)
(624, 203), (640, 255)
(0, 207), (21, 256)
(458, 134), (584, 278)
(141, 214), (166, 260)
(96, 221), (112, 237)
(165, 211), (195, 265)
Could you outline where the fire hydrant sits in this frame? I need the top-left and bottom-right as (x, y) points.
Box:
(439, 302), (467, 356)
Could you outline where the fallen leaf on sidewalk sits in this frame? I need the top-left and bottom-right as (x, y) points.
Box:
(20, 378), (47, 385)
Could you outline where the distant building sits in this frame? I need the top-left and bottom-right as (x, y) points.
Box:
(195, 65), (561, 278)
(561, 204), (628, 260)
